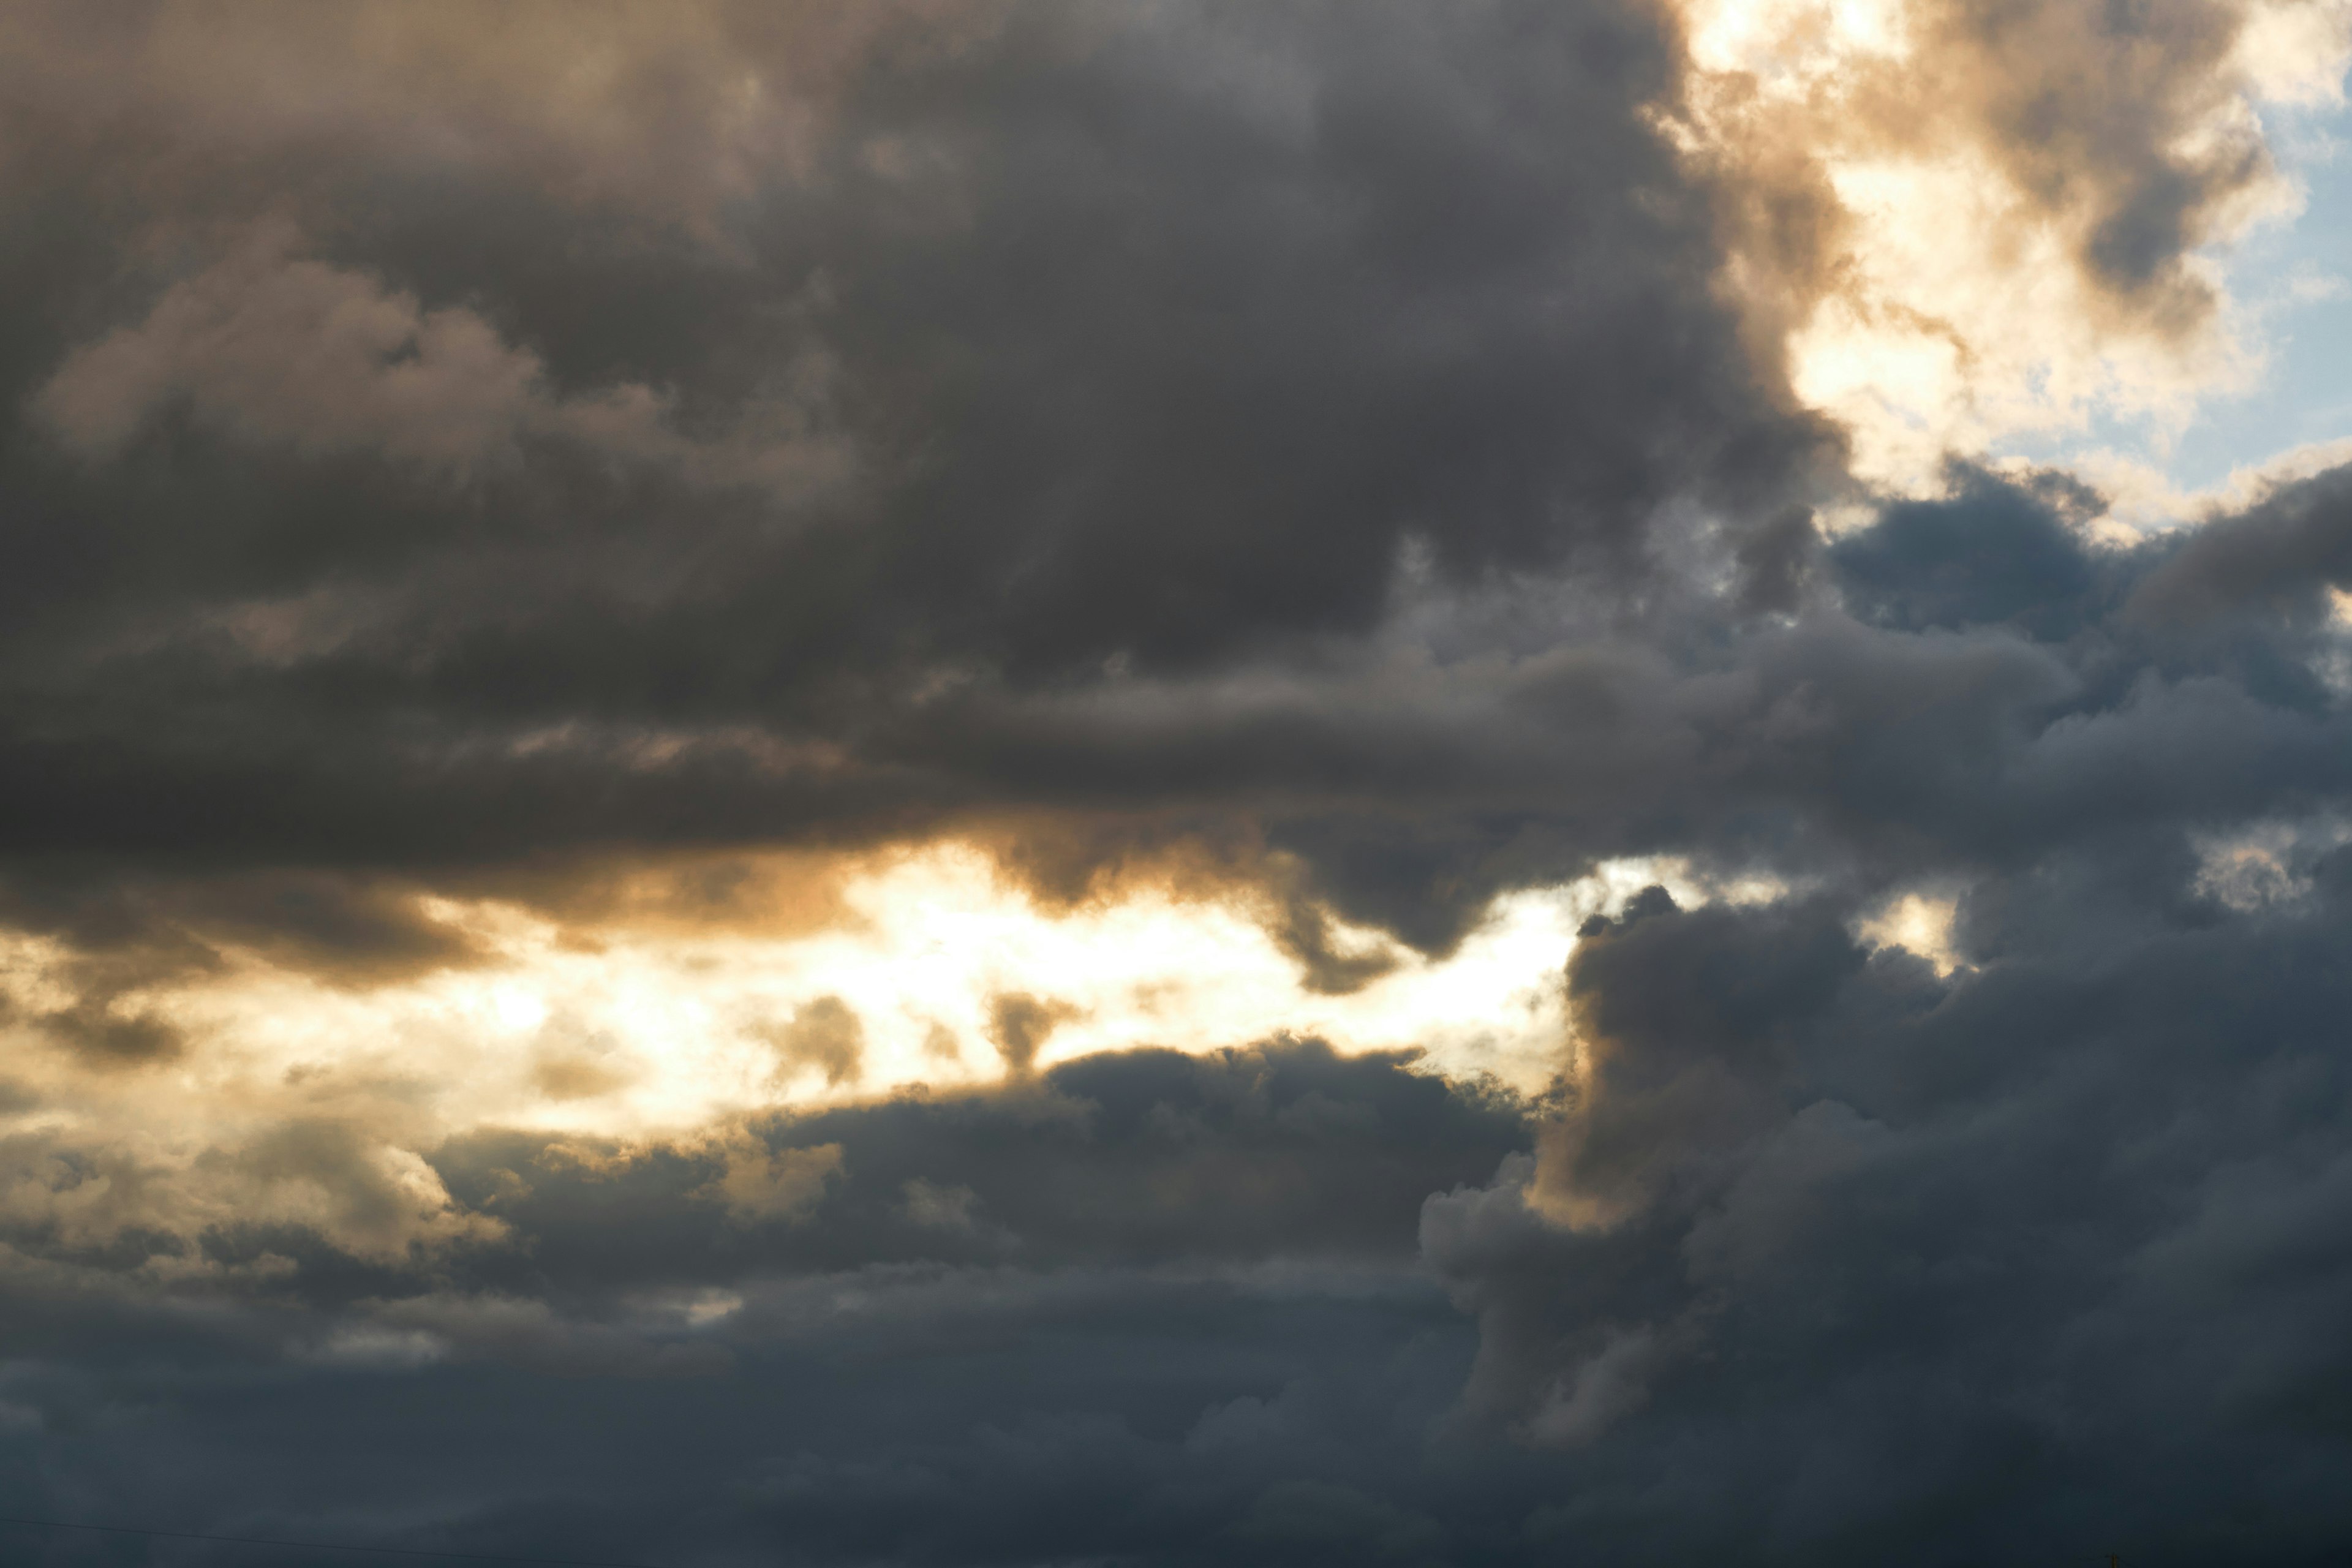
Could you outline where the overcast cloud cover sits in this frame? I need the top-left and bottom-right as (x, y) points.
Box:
(4, 1), (2352, 1564)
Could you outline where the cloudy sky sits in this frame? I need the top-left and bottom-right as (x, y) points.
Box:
(4, 2), (2352, 1564)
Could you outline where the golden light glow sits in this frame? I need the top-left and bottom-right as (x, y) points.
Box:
(1854, 889), (1964, 974)
(0, 846), (1777, 1272)
(1669, 0), (2346, 499)
(15, 0), (2333, 1300)
(13, 848), (1627, 1129)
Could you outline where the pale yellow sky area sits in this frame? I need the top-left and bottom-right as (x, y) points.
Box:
(0, 846), (1917, 1272)
(0, 793), (2071, 1302)
(1674, 0), (2352, 505)
(2, 850), (1661, 1144)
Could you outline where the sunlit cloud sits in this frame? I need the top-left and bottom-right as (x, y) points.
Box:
(0, 846), (1780, 1270)
(8, 2), (2352, 1555)
(1671, 0), (2350, 497)
(2, 848), (1731, 1144)
(1853, 888), (1964, 973)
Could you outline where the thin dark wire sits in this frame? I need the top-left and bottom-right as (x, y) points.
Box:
(0, 1513), (660, 1567)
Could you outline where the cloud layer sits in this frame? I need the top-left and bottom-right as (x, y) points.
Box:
(2, 1), (2351, 1564)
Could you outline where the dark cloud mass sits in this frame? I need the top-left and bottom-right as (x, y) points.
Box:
(2, 1), (2352, 1564)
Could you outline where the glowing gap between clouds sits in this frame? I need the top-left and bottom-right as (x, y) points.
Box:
(0, 846), (1972, 1169)
(0, 852), (1672, 1137)
(159, 843), (1639, 1137)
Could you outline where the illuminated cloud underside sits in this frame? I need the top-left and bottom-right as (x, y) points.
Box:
(3, 2), (2352, 1561)
(0, 851), (1762, 1167)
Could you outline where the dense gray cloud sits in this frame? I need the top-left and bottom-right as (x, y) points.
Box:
(1423, 867), (2352, 1564)
(0, 1041), (1535, 1564)
(2, 1), (2351, 1564)
(0, 0), (1824, 899)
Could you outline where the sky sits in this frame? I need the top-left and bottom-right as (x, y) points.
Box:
(2, 2), (2352, 1565)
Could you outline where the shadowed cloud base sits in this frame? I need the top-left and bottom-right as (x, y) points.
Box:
(2, 2), (2352, 1564)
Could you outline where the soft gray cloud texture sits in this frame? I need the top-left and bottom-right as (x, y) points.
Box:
(1, 2), (2350, 1565)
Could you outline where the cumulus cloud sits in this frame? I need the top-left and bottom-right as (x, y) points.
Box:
(1422, 861), (2352, 1559)
(32, 224), (850, 494)
(36, 230), (559, 470)
(0, 0), (2350, 1563)
(1676, 0), (2345, 486)
(0, 1113), (501, 1282)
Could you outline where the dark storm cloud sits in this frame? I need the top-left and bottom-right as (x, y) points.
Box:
(3, 1), (2352, 1565)
(2132, 460), (2352, 625)
(1829, 465), (2108, 637)
(0, 0), (2308, 963)
(16, 874), (2352, 1566)
(0, 1041), (1537, 1565)
(0, 0), (1828, 928)
(1420, 863), (2352, 1564)
(820, 461), (2352, 945)
(430, 1037), (1529, 1287)
(0, 1267), (1499, 1568)
(0, 1037), (1524, 1340)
